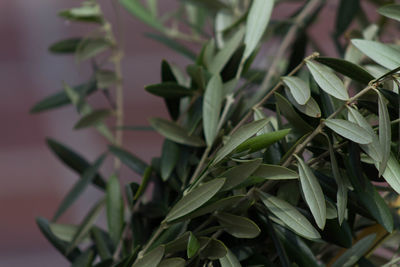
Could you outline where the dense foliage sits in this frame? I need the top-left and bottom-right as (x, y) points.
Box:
(33, 0), (400, 266)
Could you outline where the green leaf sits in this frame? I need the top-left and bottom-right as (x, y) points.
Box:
(315, 57), (374, 85)
(234, 129), (291, 154)
(144, 32), (196, 60)
(46, 138), (106, 190)
(325, 119), (373, 144)
(125, 182), (139, 208)
(50, 224), (87, 243)
(187, 232), (200, 258)
(109, 146), (148, 175)
(285, 89), (321, 118)
(251, 164), (299, 180)
(219, 249), (242, 267)
(160, 140), (180, 181)
(76, 38), (110, 62)
(158, 258), (185, 267)
(378, 4), (400, 22)
(275, 93), (313, 133)
(216, 212), (261, 238)
(212, 119), (269, 165)
(133, 246), (165, 267)
(347, 107), (383, 163)
(282, 76), (310, 105)
(145, 82), (194, 98)
(306, 60), (349, 100)
(209, 28), (245, 74)
(58, 6), (102, 23)
(120, 0), (164, 31)
(203, 75), (223, 146)
(379, 154), (400, 195)
(243, 0), (274, 60)
(106, 174), (124, 246)
(91, 226), (112, 260)
(53, 154), (106, 221)
(351, 39), (400, 70)
(49, 38), (82, 54)
(221, 159), (262, 191)
(71, 248), (95, 267)
(68, 198), (105, 253)
(335, 0), (360, 37)
(378, 92), (391, 176)
(96, 70), (118, 89)
(295, 155), (326, 229)
(327, 140), (347, 225)
(199, 238), (227, 260)
(150, 118), (205, 147)
(257, 190), (321, 240)
(135, 166), (152, 200)
(165, 178), (225, 222)
(31, 81), (97, 114)
(332, 234), (376, 267)
(161, 60), (180, 120)
(74, 109), (113, 130)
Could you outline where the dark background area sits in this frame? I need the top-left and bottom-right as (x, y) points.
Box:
(0, 0), (378, 265)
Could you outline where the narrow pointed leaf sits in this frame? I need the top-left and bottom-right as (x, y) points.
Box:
(295, 155), (326, 229)
(150, 118), (205, 147)
(378, 92), (391, 176)
(135, 166), (152, 200)
(306, 60), (349, 100)
(144, 32), (196, 60)
(315, 57), (374, 85)
(332, 234), (376, 267)
(47, 138), (106, 190)
(53, 154), (107, 221)
(160, 140), (180, 181)
(106, 174), (124, 246)
(158, 258), (185, 267)
(378, 4), (400, 22)
(145, 82), (194, 98)
(325, 119), (373, 144)
(251, 164), (299, 180)
(74, 109), (113, 129)
(119, 0), (164, 32)
(187, 232), (200, 258)
(347, 107), (383, 162)
(49, 38), (82, 54)
(221, 159), (262, 191)
(379, 154), (400, 195)
(216, 212), (261, 238)
(234, 129), (290, 153)
(68, 198), (105, 252)
(71, 248), (95, 267)
(165, 178), (225, 222)
(134, 246), (165, 267)
(243, 0), (274, 59)
(212, 119), (269, 165)
(351, 39), (400, 70)
(109, 146), (148, 175)
(219, 249), (242, 267)
(257, 190), (321, 240)
(91, 226), (112, 260)
(282, 76), (310, 105)
(50, 224), (88, 243)
(203, 75), (223, 146)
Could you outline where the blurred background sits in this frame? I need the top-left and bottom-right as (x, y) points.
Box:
(0, 0), (378, 266)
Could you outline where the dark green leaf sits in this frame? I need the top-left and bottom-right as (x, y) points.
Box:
(220, 159), (262, 191)
(160, 140), (180, 181)
(158, 258), (185, 267)
(251, 164), (299, 180)
(108, 146), (148, 175)
(71, 248), (95, 267)
(106, 174), (124, 246)
(216, 212), (261, 238)
(91, 226), (112, 260)
(49, 38), (82, 54)
(145, 82), (194, 98)
(235, 129), (290, 153)
(135, 166), (152, 200)
(187, 232), (200, 258)
(335, 0), (360, 37)
(53, 154), (106, 221)
(47, 138), (106, 189)
(74, 109), (113, 130)
(199, 238), (227, 260)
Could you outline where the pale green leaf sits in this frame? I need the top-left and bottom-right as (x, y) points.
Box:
(219, 249), (242, 267)
(325, 119), (373, 144)
(209, 28), (245, 74)
(379, 154), (400, 195)
(165, 178), (225, 222)
(295, 155), (326, 229)
(134, 246), (165, 267)
(282, 76), (310, 105)
(203, 75), (223, 146)
(49, 224), (88, 243)
(347, 106), (383, 163)
(378, 92), (391, 176)
(243, 0), (274, 59)
(257, 190), (321, 240)
(212, 119), (269, 165)
(221, 159), (261, 191)
(216, 212), (261, 238)
(306, 60), (349, 100)
(251, 164), (299, 180)
(332, 234), (376, 267)
(76, 38), (110, 62)
(378, 4), (400, 22)
(74, 109), (113, 129)
(120, 0), (164, 32)
(285, 88), (321, 118)
(150, 117), (205, 147)
(106, 174), (124, 246)
(351, 39), (400, 70)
